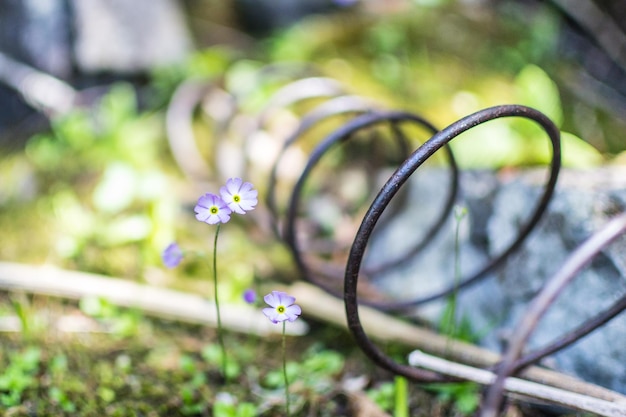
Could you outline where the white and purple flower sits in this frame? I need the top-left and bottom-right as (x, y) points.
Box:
(262, 291), (302, 324)
(220, 178), (258, 215)
(194, 193), (232, 224)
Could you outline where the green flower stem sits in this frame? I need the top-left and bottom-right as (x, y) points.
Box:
(445, 206), (467, 351)
(213, 223), (227, 381)
(282, 321), (291, 417)
(450, 208), (463, 333)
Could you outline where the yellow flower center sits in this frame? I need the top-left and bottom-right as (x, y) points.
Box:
(277, 305), (285, 314)
(210, 206), (218, 214)
(233, 195), (241, 203)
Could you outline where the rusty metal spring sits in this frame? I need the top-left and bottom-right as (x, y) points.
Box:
(166, 69), (626, 415)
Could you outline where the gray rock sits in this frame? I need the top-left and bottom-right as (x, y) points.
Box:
(0, 0), (71, 77)
(0, 0), (194, 143)
(370, 167), (626, 393)
(0, 0), (71, 146)
(70, 0), (193, 73)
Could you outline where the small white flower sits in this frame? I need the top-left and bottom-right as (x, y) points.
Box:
(220, 178), (258, 215)
(194, 193), (232, 224)
(262, 291), (301, 324)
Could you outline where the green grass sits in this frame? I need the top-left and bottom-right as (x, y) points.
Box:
(0, 295), (528, 417)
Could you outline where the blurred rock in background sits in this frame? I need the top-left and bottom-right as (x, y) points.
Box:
(368, 167), (626, 393)
(0, 0), (71, 77)
(0, 0), (72, 146)
(71, 0), (192, 73)
(0, 0), (192, 148)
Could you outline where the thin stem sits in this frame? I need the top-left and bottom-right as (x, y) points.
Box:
(394, 376), (409, 417)
(282, 321), (291, 417)
(213, 223), (227, 381)
(453, 206), (466, 317)
(445, 205), (466, 351)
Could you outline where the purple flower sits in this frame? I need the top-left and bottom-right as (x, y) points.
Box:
(194, 193), (232, 224)
(262, 291), (301, 324)
(243, 288), (257, 304)
(162, 242), (183, 268)
(219, 178), (258, 215)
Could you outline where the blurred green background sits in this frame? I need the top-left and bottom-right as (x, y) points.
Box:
(2, 0), (626, 281)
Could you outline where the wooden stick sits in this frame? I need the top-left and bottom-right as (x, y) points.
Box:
(0, 262), (308, 337)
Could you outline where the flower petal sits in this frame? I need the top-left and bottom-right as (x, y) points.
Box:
(226, 177), (243, 194)
(285, 304), (302, 322)
(262, 307), (280, 323)
(263, 291), (279, 308)
(220, 178), (257, 214)
(276, 291), (296, 307)
(240, 181), (253, 192)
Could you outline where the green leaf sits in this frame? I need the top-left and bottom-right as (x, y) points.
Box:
(423, 382), (480, 416)
(515, 64), (562, 127)
(214, 400), (236, 417)
(236, 403), (258, 417)
(97, 386), (116, 403)
(366, 382), (394, 411)
(98, 83), (138, 130)
(560, 131), (604, 167)
(92, 163), (138, 213)
(302, 350), (344, 375)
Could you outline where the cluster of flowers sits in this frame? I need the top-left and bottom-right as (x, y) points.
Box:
(161, 178), (259, 269)
(161, 177), (300, 415)
(161, 178), (301, 324)
(195, 177), (258, 225)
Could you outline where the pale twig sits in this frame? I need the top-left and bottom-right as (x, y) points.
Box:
(0, 262), (307, 337)
(0, 51), (77, 116)
(287, 281), (626, 405)
(408, 350), (626, 417)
